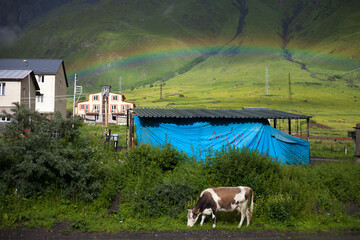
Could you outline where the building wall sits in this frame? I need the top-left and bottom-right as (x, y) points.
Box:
(1, 81), (21, 107)
(0, 76), (36, 114)
(35, 75), (55, 114)
(20, 77), (36, 110)
(35, 66), (67, 118)
(54, 65), (67, 117)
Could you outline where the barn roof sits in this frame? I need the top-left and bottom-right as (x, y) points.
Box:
(133, 108), (311, 120)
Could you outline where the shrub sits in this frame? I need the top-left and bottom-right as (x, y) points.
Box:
(265, 194), (293, 223)
(117, 143), (193, 218)
(0, 104), (102, 201)
(204, 146), (284, 197)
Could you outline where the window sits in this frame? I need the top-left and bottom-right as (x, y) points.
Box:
(0, 83), (5, 95)
(37, 94), (44, 102)
(112, 115), (116, 121)
(122, 105), (125, 112)
(38, 76), (44, 83)
(85, 105), (89, 113)
(112, 96), (118, 101)
(111, 105), (117, 112)
(0, 116), (10, 122)
(95, 115), (99, 121)
(93, 95), (99, 101)
(80, 105), (84, 110)
(94, 105), (99, 112)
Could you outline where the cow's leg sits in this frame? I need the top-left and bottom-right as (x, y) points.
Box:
(246, 209), (250, 227)
(212, 210), (217, 228)
(201, 208), (212, 226)
(200, 214), (206, 226)
(238, 204), (246, 228)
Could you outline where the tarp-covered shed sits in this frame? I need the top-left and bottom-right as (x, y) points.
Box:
(132, 108), (312, 165)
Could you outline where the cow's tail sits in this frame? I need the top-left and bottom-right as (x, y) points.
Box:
(249, 188), (254, 222)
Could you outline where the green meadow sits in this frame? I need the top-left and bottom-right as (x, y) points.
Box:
(122, 52), (360, 134)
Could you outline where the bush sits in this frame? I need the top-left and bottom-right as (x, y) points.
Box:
(0, 104), (102, 201)
(204, 146), (284, 197)
(117, 143), (195, 218)
(265, 194), (293, 223)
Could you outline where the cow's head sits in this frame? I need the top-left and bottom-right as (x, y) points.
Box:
(187, 208), (200, 227)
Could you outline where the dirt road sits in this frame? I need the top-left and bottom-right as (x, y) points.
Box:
(1, 223), (360, 240)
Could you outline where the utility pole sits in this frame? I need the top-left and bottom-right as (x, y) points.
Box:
(72, 74), (78, 117)
(101, 85), (111, 135)
(265, 67), (269, 96)
(288, 72), (292, 112)
(160, 82), (163, 99)
(23, 60), (30, 109)
(119, 76), (122, 94)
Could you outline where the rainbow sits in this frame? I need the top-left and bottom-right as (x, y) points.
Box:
(67, 45), (360, 81)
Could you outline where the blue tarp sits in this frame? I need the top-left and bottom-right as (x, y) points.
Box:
(134, 116), (309, 164)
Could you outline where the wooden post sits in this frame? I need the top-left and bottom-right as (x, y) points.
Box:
(307, 118), (310, 141)
(126, 109), (135, 149)
(288, 119), (291, 135)
(356, 123), (360, 162)
(126, 109), (130, 148)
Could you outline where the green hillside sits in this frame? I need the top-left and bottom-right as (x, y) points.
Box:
(0, 0), (359, 132)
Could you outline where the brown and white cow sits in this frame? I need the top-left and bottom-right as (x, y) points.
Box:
(187, 186), (254, 228)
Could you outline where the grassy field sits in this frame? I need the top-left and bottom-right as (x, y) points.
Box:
(121, 52), (359, 134)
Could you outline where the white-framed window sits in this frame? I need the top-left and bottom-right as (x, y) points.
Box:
(122, 105), (125, 112)
(94, 104), (99, 113)
(80, 105), (84, 110)
(0, 116), (10, 122)
(93, 95), (99, 101)
(37, 94), (44, 102)
(95, 115), (99, 121)
(112, 95), (118, 101)
(85, 105), (89, 113)
(0, 83), (5, 95)
(111, 105), (117, 112)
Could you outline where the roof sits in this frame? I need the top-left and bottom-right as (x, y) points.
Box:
(0, 70), (33, 79)
(0, 70), (40, 90)
(133, 108), (312, 120)
(0, 59), (68, 87)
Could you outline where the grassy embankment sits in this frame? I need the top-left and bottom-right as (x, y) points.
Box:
(0, 122), (360, 233)
(1, 124), (359, 233)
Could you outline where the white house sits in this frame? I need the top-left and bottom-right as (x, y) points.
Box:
(0, 70), (40, 123)
(75, 86), (135, 125)
(0, 59), (68, 118)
